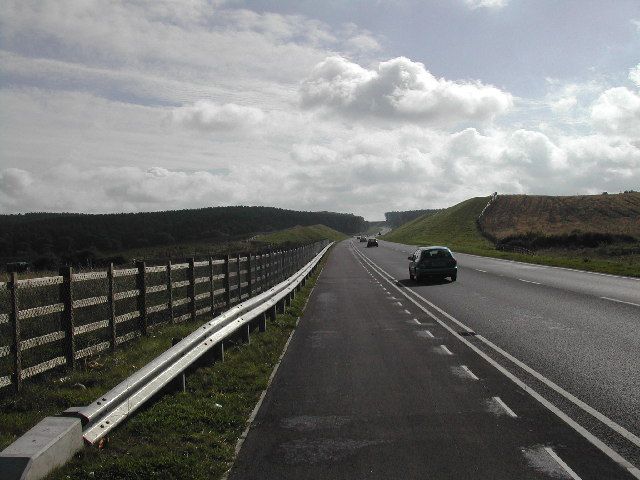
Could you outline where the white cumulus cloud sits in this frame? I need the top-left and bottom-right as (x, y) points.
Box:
(464, 0), (509, 10)
(629, 64), (640, 87)
(591, 87), (640, 137)
(171, 101), (265, 132)
(300, 56), (512, 126)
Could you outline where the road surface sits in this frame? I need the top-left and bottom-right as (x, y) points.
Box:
(229, 241), (639, 479)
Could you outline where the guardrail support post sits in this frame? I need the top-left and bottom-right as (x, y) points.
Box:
(241, 323), (250, 344)
(167, 261), (174, 322)
(59, 266), (76, 370)
(9, 272), (22, 392)
(258, 312), (267, 332)
(224, 255), (231, 308)
(188, 258), (196, 321)
(215, 342), (224, 362)
(108, 263), (116, 351)
(269, 305), (277, 321)
(136, 261), (148, 335)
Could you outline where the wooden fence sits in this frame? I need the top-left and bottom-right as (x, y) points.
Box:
(0, 242), (326, 392)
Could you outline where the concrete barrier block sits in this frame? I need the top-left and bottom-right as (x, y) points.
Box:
(0, 416), (83, 480)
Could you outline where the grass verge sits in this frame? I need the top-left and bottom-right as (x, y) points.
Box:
(0, 252), (328, 479)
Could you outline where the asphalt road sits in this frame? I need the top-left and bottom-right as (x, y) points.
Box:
(367, 240), (639, 447)
(229, 241), (640, 479)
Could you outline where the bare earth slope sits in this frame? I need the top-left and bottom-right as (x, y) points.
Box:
(481, 192), (640, 240)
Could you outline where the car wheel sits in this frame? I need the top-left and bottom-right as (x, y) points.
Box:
(415, 273), (421, 283)
(409, 270), (414, 281)
(450, 274), (457, 282)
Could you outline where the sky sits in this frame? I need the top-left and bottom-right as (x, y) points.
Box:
(1, 0), (639, 220)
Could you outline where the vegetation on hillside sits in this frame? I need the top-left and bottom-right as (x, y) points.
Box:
(253, 224), (347, 246)
(384, 209), (440, 228)
(481, 192), (640, 239)
(0, 207), (364, 271)
(383, 197), (492, 253)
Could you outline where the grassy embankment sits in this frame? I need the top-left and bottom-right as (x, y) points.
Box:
(0, 250), (329, 479)
(253, 224), (347, 245)
(382, 195), (640, 277)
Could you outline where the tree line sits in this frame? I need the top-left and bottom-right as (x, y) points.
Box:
(0, 206), (366, 271)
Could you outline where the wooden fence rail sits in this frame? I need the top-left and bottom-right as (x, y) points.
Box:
(0, 242), (325, 392)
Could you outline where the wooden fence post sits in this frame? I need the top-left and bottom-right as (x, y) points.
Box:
(236, 253), (241, 300)
(247, 253), (253, 297)
(267, 250), (272, 288)
(281, 250), (285, 281)
(167, 261), (174, 322)
(59, 266), (75, 370)
(188, 258), (196, 321)
(224, 255), (231, 308)
(136, 261), (147, 335)
(108, 263), (116, 351)
(9, 272), (21, 392)
(209, 257), (215, 314)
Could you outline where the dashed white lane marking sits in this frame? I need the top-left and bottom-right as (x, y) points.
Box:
(518, 278), (541, 285)
(493, 396), (518, 418)
(475, 268), (487, 273)
(440, 345), (453, 355)
(461, 365), (479, 380)
(351, 246), (640, 477)
(395, 301), (403, 306)
(544, 447), (583, 480)
(424, 330), (434, 338)
(404, 309), (411, 314)
(413, 318), (421, 325)
(601, 296), (640, 307)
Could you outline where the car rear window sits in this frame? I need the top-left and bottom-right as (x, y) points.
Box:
(420, 249), (451, 259)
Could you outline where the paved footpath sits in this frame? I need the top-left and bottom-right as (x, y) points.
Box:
(228, 241), (636, 479)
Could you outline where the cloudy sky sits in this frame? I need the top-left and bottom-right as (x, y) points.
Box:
(1, 0), (639, 219)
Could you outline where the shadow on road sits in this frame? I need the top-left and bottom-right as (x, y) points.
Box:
(397, 277), (453, 287)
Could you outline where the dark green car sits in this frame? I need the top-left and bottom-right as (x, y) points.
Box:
(408, 246), (457, 282)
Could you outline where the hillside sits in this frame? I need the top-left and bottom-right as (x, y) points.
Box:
(481, 192), (640, 240)
(253, 224), (347, 245)
(383, 193), (640, 277)
(0, 207), (364, 269)
(382, 197), (492, 253)
(384, 209), (440, 229)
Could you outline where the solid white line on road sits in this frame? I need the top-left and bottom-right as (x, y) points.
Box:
(424, 330), (434, 338)
(518, 278), (541, 285)
(351, 247), (640, 477)
(440, 345), (453, 355)
(601, 297), (640, 307)
(544, 447), (582, 480)
(404, 309), (411, 314)
(461, 365), (479, 380)
(493, 396), (518, 418)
